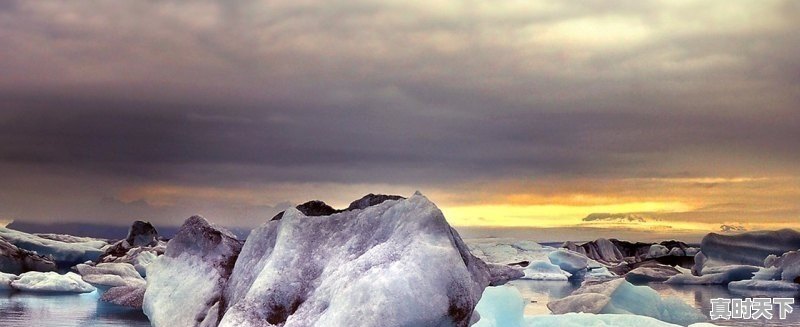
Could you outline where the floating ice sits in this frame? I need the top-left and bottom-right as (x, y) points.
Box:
(468, 240), (553, 265)
(665, 265), (760, 285)
(526, 313), (714, 327)
(10, 271), (95, 293)
(523, 260), (572, 281)
(143, 216), (243, 327)
(1, 271), (17, 290)
(547, 279), (706, 326)
(0, 227), (106, 267)
(647, 244), (670, 259)
(77, 262), (145, 288)
(547, 249), (588, 276)
(0, 236), (57, 274)
(698, 229), (800, 268)
(472, 285), (526, 327)
(219, 193), (491, 327)
(626, 264), (681, 283)
(102, 284), (146, 308)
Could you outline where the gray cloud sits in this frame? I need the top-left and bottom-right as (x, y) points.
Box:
(0, 0), (798, 226)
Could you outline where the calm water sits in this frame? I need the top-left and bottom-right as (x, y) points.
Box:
(508, 279), (800, 326)
(0, 290), (150, 327)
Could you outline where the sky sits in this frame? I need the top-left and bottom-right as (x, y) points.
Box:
(0, 0), (798, 233)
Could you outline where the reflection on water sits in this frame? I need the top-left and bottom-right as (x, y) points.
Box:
(510, 279), (800, 327)
(0, 290), (150, 327)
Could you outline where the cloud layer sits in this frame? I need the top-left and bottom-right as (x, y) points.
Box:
(0, 0), (798, 227)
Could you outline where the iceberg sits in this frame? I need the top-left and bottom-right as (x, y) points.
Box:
(647, 244), (670, 259)
(219, 193), (491, 327)
(469, 240), (554, 265)
(523, 260), (572, 281)
(547, 249), (588, 277)
(526, 313), (714, 327)
(1, 236), (57, 274)
(10, 271), (96, 293)
(102, 284), (146, 308)
(143, 216), (243, 327)
(0, 227), (107, 267)
(666, 265), (760, 285)
(625, 264), (681, 283)
(547, 279), (706, 326)
(698, 229), (800, 268)
(472, 285), (526, 327)
(1, 271), (17, 290)
(77, 262), (145, 289)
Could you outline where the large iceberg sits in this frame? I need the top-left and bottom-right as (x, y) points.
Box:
(9, 271), (96, 293)
(219, 192), (491, 327)
(143, 216), (243, 327)
(547, 279), (706, 326)
(0, 227), (107, 267)
(698, 229), (800, 268)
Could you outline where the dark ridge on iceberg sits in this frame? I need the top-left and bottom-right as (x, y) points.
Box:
(271, 193), (405, 221)
(126, 221), (159, 247)
(0, 237), (57, 274)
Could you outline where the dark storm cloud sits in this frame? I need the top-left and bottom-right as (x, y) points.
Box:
(0, 0), (798, 225)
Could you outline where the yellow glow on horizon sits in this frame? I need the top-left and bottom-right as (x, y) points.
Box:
(441, 201), (692, 227)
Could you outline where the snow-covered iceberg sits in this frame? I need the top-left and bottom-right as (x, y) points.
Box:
(523, 260), (572, 281)
(0, 227), (107, 267)
(143, 216), (243, 327)
(468, 240), (554, 265)
(10, 271), (96, 293)
(219, 192), (491, 327)
(547, 279), (706, 326)
(77, 262), (145, 289)
(1, 271), (17, 290)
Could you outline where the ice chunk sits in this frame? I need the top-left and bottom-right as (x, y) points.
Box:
(0, 237), (57, 274)
(77, 262), (145, 288)
(487, 263), (525, 285)
(468, 239), (553, 265)
(763, 250), (800, 282)
(728, 279), (800, 296)
(220, 193), (491, 327)
(523, 260), (572, 281)
(647, 244), (670, 258)
(699, 229), (800, 268)
(547, 279), (706, 326)
(472, 285), (526, 327)
(626, 264), (681, 283)
(563, 238), (626, 264)
(665, 265), (760, 285)
(143, 216), (243, 327)
(547, 249), (588, 276)
(1, 271), (18, 290)
(586, 266), (615, 279)
(101, 285), (146, 308)
(10, 271), (95, 293)
(0, 227), (106, 267)
(526, 313), (710, 327)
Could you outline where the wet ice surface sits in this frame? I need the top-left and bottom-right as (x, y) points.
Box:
(510, 279), (800, 326)
(0, 290), (150, 327)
